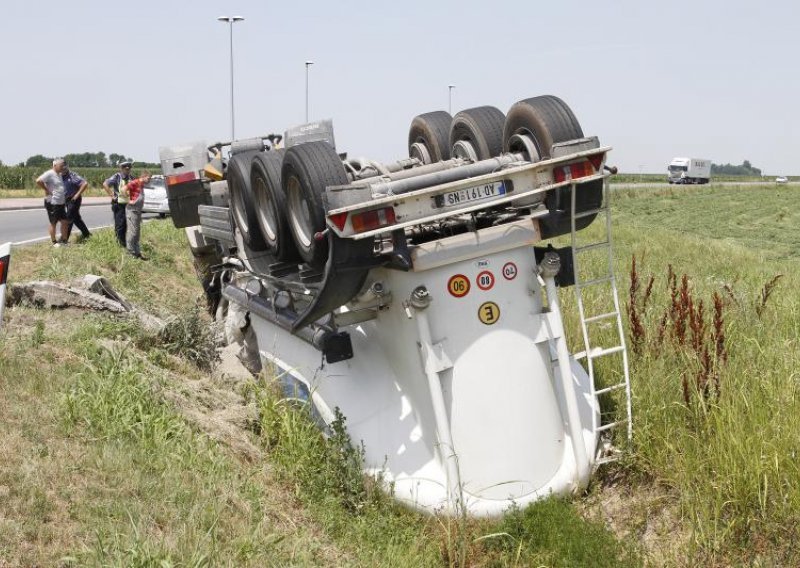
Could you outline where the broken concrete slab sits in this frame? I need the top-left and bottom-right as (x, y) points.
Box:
(8, 276), (165, 332)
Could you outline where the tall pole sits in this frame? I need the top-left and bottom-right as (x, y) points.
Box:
(448, 84), (456, 115)
(218, 16), (244, 141)
(305, 61), (314, 122)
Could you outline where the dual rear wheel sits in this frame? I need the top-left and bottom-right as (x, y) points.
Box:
(407, 105), (506, 164)
(407, 95), (602, 237)
(229, 94), (601, 271)
(407, 95), (585, 165)
(229, 141), (350, 270)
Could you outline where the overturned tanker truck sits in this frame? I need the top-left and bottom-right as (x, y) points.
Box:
(160, 95), (632, 517)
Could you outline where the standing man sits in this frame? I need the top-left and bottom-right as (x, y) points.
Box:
(102, 160), (134, 247)
(124, 171), (151, 259)
(61, 163), (92, 242)
(35, 158), (70, 247)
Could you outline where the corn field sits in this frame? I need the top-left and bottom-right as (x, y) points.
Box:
(0, 166), (158, 190)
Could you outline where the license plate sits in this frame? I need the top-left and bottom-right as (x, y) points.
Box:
(434, 181), (507, 208)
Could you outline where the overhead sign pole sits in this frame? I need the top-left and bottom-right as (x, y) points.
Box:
(0, 242), (10, 333)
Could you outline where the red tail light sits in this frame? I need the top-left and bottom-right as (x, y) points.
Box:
(166, 172), (198, 186)
(587, 153), (605, 171)
(0, 255), (9, 286)
(553, 160), (595, 183)
(351, 207), (396, 234)
(329, 212), (348, 231)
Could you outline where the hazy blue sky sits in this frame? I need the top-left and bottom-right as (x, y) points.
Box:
(2, 1), (798, 174)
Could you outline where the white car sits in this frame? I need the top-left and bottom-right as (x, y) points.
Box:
(775, 176), (789, 184)
(142, 175), (170, 216)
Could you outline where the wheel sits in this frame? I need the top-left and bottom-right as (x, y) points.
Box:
(281, 141), (349, 267)
(503, 95), (600, 238)
(503, 95), (583, 158)
(251, 149), (298, 262)
(158, 213), (167, 219)
(228, 150), (269, 251)
(449, 106), (505, 161)
(408, 111), (452, 164)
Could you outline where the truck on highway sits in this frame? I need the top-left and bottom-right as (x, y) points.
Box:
(667, 157), (711, 184)
(159, 95), (632, 517)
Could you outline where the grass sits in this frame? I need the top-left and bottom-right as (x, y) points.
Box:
(583, 182), (800, 565)
(0, 227), (349, 566)
(4, 180), (800, 565)
(611, 174), (795, 184)
(0, 220), (636, 567)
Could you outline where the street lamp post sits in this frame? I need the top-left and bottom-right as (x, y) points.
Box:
(305, 61), (314, 122)
(448, 84), (456, 115)
(217, 16), (245, 141)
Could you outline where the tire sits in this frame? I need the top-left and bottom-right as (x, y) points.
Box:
(503, 95), (600, 238)
(503, 95), (583, 158)
(281, 141), (349, 267)
(251, 149), (298, 262)
(408, 111), (452, 164)
(449, 106), (505, 161)
(228, 150), (269, 251)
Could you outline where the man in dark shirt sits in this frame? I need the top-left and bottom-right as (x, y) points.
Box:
(62, 164), (92, 241)
(103, 160), (134, 247)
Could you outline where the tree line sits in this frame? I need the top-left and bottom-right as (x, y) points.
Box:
(5, 152), (159, 169)
(711, 160), (762, 177)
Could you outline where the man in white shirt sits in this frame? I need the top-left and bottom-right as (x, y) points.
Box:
(36, 158), (70, 246)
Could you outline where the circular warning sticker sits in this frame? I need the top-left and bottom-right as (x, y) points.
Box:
(447, 274), (470, 298)
(476, 270), (495, 291)
(502, 262), (518, 281)
(478, 301), (501, 325)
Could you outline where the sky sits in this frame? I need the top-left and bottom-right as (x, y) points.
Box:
(1, 1), (798, 175)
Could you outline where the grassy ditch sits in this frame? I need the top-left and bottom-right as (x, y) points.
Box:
(3, 181), (798, 565)
(578, 182), (800, 565)
(0, 220), (636, 566)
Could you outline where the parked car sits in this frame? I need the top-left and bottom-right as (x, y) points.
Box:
(142, 175), (170, 217)
(775, 176), (789, 184)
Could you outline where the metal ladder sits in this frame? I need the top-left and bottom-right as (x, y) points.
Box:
(569, 175), (632, 464)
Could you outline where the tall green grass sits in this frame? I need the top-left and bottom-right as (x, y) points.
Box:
(58, 345), (327, 566)
(574, 183), (800, 564)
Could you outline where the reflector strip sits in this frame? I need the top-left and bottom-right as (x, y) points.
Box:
(351, 207), (396, 234)
(0, 255), (8, 285)
(553, 160), (594, 183)
(166, 171), (198, 186)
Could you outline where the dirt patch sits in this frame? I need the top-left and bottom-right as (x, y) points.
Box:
(580, 476), (691, 566)
(159, 345), (263, 462)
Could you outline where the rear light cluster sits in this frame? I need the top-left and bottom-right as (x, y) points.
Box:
(329, 206), (397, 234)
(553, 153), (605, 183)
(0, 255), (9, 286)
(166, 171), (198, 186)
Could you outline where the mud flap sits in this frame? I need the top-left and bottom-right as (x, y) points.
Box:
(292, 233), (378, 331)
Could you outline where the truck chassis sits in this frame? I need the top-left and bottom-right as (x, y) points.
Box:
(160, 95), (632, 516)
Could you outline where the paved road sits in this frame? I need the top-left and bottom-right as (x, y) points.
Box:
(610, 181), (787, 189)
(0, 200), (161, 245)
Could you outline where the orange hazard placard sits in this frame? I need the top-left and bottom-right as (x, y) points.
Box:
(478, 301), (500, 325)
(447, 274), (470, 298)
